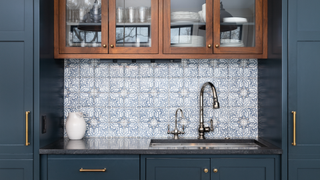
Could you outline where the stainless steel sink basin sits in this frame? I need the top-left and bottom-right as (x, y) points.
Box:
(149, 139), (265, 149)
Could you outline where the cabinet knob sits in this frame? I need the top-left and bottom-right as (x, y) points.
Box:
(204, 168), (209, 173)
(213, 169), (218, 173)
(215, 44), (219, 48)
(103, 44), (107, 48)
(208, 44), (212, 48)
(110, 44), (114, 48)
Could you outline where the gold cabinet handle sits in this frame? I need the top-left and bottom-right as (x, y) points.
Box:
(215, 44), (219, 48)
(110, 44), (114, 48)
(208, 44), (212, 48)
(79, 168), (106, 172)
(292, 111), (297, 146)
(103, 44), (107, 48)
(213, 168), (218, 173)
(25, 111), (30, 146)
(204, 168), (208, 173)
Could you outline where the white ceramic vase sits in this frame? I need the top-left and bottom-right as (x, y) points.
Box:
(66, 112), (86, 140)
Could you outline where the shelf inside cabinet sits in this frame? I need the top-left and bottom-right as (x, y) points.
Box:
(220, 22), (255, 26)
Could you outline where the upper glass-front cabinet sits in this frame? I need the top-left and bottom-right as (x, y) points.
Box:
(164, 0), (213, 54)
(213, 0), (264, 54)
(60, 0), (108, 54)
(109, 0), (159, 53)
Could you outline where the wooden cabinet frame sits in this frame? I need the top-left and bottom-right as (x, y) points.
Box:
(54, 0), (268, 59)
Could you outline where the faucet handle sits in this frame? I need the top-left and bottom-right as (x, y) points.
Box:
(167, 124), (170, 134)
(210, 119), (214, 132)
(181, 125), (185, 134)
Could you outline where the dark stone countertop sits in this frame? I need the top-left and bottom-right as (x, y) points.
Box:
(39, 137), (282, 155)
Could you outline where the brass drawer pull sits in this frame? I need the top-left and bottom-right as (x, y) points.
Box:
(25, 111), (30, 146)
(292, 111), (297, 146)
(79, 168), (106, 172)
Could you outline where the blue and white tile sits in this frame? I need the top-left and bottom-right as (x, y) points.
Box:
(125, 63), (139, 77)
(139, 123), (153, 138)
(154, 78), (169, 93)
(64, 93), (79, 107)
(213, 59), (228, 77)
(184, 93), (198, 107)
(80, 60), (95, 77)
(65, 59), (79, 77)
(243, 68), (258, 78)
(139, 63), (153, 77)
(169, 63), (183, 78)
(169, 78), (183, 93)
(139, 93), (153, 108)
(229, 92), (257, 107)
(65, 78), (79, 93)
(110, 63), (124, 78)
(64, 107), (79, 119)
(109, 93), (124, 108)
(140, 78), (153, 93)
(95, 78), (109, 93)
(229, 59), (243, 77)
(124, 93), (139, 108)
(184, 78), (198, 93)
(110, 78), (124, 93)
(184, 63), (198, 78)
(124, 109), (139, 124)
(95, 93), (109, 107)
(125, 78), (139, 93)
(154, 63), (168, 77)
(94, 107), (109, 123)
(199, 60), (214, 78)
(140, 108), (154, 123)
(153, 123), (169, 138)
(154, 93), (168, 108)
(95, 62), (109, 78)
(213, 78), (229, 93)
(110, 109), (124, 123)
(198, 78), (214, 92)
(79, 93), (95, 107)
(80, 78), (94, 92)
(229, 108), (258, 138)
(216, 92), (228, 108)
(169, 93), (183, 108)
(154, 108), (168, 123)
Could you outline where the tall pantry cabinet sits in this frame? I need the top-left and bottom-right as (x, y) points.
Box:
(0, 0), (34, 179)
(288, 0), (320, 179)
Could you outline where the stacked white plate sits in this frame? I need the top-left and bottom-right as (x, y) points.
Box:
(171, 11), (200, 22)
(220, 39), (244, 47)
(223, 17), (248, 23)
(171, 35), (205, 47)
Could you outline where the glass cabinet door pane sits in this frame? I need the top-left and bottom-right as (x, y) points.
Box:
(170, 0), (206, 48)
(66, 0), (102, 47)
(115, 0), (152, 47)
(219, 0), (255, 48)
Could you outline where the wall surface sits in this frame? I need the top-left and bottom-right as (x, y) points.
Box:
(64, 59), (258, 139)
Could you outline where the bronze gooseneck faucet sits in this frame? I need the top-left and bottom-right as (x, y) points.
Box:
(198, 82), (220, 139)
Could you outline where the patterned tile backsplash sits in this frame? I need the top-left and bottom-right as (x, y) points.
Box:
(64, 59), (258, 139)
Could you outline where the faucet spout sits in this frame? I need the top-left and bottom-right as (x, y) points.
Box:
(198, 82), (220, 139)
(175, 108), (185, 130)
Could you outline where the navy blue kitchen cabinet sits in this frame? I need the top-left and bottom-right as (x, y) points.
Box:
(288, 0), (320, 179)
(144, 157), (278, 180)
(0, 0), (34, 179)
(146, 158), (210, 180)
(47, 155), (139, 180)
(211, 158), (275, 180)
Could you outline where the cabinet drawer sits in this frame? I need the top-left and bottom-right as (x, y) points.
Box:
(48, 155), (139, 180)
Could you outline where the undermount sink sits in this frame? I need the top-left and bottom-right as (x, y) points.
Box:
(149, 139), (265, 149)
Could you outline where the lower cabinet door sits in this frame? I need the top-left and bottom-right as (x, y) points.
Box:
(289, 159), (320, 180)
(48, 155), (139, 180)
(146, 158), (210, 180)
(211, 158), (274, 180)
(0, 159), (33, 180)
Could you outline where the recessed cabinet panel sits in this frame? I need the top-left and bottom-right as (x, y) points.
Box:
(289, 159), (320, 180)
(59, 0), (108, 54)
(211, 158), (275, 180)
(0, 159), (33, 180)
(0, 42), (33, 154)
(146, 158), (210, 180)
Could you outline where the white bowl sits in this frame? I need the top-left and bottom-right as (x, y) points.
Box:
(223, 17), (248, 23)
